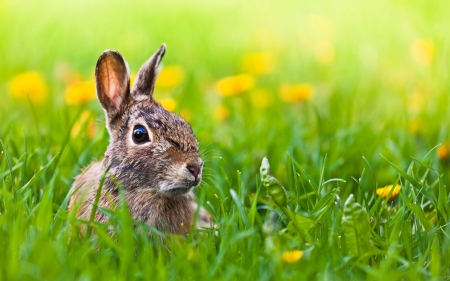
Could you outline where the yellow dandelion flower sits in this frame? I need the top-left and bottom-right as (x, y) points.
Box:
(65, 80), (96, 105)
(130, 74), (136, 88)
(159, 98), (177, 112)
(214, 105), (229, 121)
(437, 143), (450, 161)
(179, 109), (192, 122)
(376, 184), (402, 200)
(282, 250), (303, 263)
(156, 66), (184, 88)
(71, 110), (97, 139)
(408, 92), (426, 114)
(9, 72), (48, 103)
(250, 88), (272, 108)
(215, 74), (255, 97)
(411, 39), (435, 65)
(241, 52), (275, 75)
(279, 84), (314, 103)
(313, 40), (335, 65)
(408, 119), (421, 134)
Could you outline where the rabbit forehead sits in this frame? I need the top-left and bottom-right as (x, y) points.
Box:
(129, 102), (199, 152)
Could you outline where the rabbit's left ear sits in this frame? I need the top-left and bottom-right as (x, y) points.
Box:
(131, 44), (166, 100)
(95, 50), (130, 116)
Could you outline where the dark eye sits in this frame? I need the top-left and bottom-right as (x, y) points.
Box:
(132, 125), (150, 144)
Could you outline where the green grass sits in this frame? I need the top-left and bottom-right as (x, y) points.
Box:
(1, 0), (450, 279)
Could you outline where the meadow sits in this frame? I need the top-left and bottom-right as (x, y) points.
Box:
(1, 0), (450, 279)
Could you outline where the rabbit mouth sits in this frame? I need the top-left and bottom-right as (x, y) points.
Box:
(159, 179), (199, 196)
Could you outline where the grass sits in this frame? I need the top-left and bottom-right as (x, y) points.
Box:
(1, 0), (450, 279)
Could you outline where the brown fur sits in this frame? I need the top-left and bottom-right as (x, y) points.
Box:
(68, 45), (209, 235)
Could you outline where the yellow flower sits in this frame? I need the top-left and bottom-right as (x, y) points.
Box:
(130, 74), (136, 88)
(9, 72), (48, 103)
(71, 110), (97, 139)
(179, 109), (192, 122)
(437, 143), (450, 161)
(411, 39), (435, 65)
(313, 40), (335, 65)
(250, 88), (272, 108)
(215, 74), (255, 97)
(156, 66), (184, 88)
(214, 105), (229, 121)
(408, 119), (421, 134)
(240, 52), (275, 75)
(279, 84), (314, 103)
(376, 184), (402, 200)
(65, 80), (96, 105)
(159, 98), (177, 112)
(282, 250), (303, 263)
(408, 92), (426, 114)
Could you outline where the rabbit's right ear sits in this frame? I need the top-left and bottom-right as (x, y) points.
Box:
(95, 50), (130, 117)
(131, 44), (166, 100)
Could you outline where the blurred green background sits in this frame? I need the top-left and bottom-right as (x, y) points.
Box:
(1, 0), (450, 279)
(2, 0), (449, 197)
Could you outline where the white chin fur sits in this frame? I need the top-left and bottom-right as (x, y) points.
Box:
(159, 181), (193, 196)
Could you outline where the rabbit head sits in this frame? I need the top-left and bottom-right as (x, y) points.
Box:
(95, 44), (203, 196)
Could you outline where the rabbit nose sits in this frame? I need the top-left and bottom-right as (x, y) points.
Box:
(186, 163), (201, 179)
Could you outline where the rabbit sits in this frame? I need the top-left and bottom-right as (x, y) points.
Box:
(68, 44), (210, 235)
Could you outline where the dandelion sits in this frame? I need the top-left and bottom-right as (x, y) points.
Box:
(179, 109), (192, 122)
(376, 184), (401, 200)
(411, 39), (435, 65)
(279, 84), (314, 103)
(65, 80), (96, 105)
(240, 52), (275, 75)
(408, 92), (426, 114)
(156, 66), (184, 88)
(214, 105), (229, 121)
(408, 119), (421, 134)
(9, 72), (48, 103)
(282, 250), (303, 263)
(313, 40), (335, 65)
(130, 74), (136, 88)
(250, 88), (272, 108)
(437, 143), (450, 162)
(159, 98), (177, 112)
(215, 74), (255, 97)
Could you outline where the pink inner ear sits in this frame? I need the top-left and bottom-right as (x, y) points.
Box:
(103, 57), (126, 110)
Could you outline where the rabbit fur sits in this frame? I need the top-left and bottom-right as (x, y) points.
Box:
(68, 44), (210, 234)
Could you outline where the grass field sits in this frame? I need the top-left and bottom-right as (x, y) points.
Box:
(1, 0), (450, 279)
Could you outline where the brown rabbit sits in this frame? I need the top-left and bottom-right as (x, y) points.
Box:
(68, 44), (210, 234)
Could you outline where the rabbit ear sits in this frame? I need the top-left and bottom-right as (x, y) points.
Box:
(131, 44), (166, 100)
(95, 50), (130, 116)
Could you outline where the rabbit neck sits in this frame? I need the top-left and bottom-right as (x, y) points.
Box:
(124, 190), (195, 235)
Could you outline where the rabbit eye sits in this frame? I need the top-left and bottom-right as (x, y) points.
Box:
(132, 125), (150, 144)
